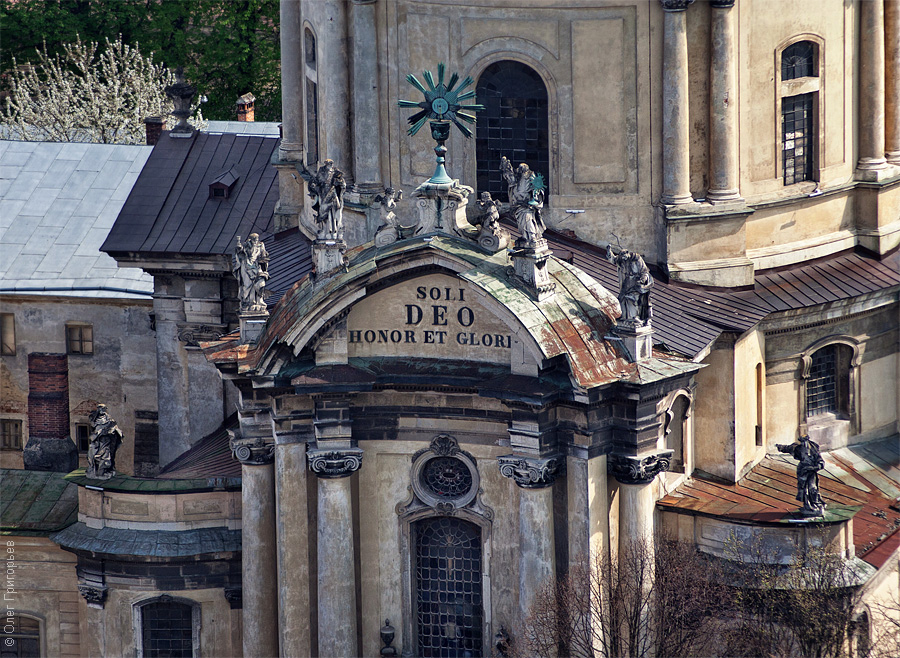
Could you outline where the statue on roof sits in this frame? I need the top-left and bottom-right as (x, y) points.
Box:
(606, 238), (653, 326)
(298, 159), (346, 241)
(473, 191), (509, 252)
(375, 187), (403, 229)
(776, 433), (826, 516)
(86, 404), (123, 479)
(501, 156), (546, 247)
(232, 233), (269, 314)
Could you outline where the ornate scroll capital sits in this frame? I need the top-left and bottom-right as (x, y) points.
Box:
(231, 437), (275, 466)
(224, 587), (243, 609)
(660, 0), (695, 11)
(307, 447), (364, 478)
(78, 584), (108, 607)
(710, 0), (735, 8)
(498, 455), (562, 489)
(608, 450), (674, 485)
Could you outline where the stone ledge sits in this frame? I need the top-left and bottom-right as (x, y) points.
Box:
(51, 521), (241, 557)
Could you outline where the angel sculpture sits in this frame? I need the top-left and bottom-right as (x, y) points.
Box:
(298, 159), (346, 240)
(500, 156), (546, 247)
(374, 187), (403, 229)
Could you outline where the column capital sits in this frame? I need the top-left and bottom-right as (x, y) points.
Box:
(710, 0), (735, 8)
(608, 449), (674, 485)
(660, 0), (695, 11)
(78, 584), (108, 608)
(307, 447), (364, 478)
(232, 438), (275, 465)
(498, 455), (562, 489)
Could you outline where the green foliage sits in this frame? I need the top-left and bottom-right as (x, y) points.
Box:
(1, 0), (281, 121)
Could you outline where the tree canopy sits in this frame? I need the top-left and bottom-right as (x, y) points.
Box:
(1, 0), (281, 122)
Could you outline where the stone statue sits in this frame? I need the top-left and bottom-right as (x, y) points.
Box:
(606, 241), (653, 326)
(500, 156), (546, 247)
(472, 191), (509, 252)
(777, 434), (827, 516)
(299, 159), (346, 240)
(232, 233), (269, 314)
(375, 187), (403, 229)
(86, 404), (123, 479)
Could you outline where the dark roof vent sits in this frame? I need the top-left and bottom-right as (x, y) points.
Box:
(209, 167), (239, 199)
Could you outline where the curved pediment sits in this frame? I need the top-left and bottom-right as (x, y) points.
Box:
(205, 235), (630, 389)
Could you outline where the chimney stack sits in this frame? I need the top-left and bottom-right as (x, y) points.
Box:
(23, 353), (77, 472)
(236, 93), (256, 122)
(144, 116), (164, 146)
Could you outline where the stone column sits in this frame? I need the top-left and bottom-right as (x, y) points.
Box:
(886, 0), (900, 163)
(275, 440), (312, 657)
(234, 442), (279, 658)
(317, 0), (352, 173)
(660, 0), (695, 205)
(280, 0), (303, 161)
(308, 447), (364, 658)
(609, 450), (673, 544)
(351, 0), (382, 191)
(707, 0), (741, 203)
(498, 455), (561, 621)
(857, 0), (889, 179)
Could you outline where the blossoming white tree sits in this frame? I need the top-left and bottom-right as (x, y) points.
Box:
(2, 35), (205, 144)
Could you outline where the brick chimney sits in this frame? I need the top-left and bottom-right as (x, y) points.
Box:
(144, 116), (165, 145)
(23, 353), (77, 472)
(236, 93), (255, 122)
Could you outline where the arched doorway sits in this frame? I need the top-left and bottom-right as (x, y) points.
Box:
(476, 61), (550, 202)
(415, 516), (483, 657)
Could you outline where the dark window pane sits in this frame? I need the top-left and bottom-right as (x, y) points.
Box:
(306, 80), (319, 164)
(476, 61), (549, 202)
(807, 345), (837, 416)
(782, 94), (814, 185)
(416, 517), (482, 657)
(782, 41), (816, 81)
(142, 601), (194, 658)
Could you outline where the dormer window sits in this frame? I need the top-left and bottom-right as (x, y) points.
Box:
(209, 166), (239, 199)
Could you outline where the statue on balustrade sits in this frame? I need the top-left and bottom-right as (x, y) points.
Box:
(86, 404), (123, 480)
(777, 434), (827, 516)
(232, 233), (269, 314)
(298, 159), (346, 241)
(500, 156), (546, 247)
(606, 238), (653, 326)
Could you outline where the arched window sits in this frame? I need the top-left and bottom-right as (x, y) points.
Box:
(476, 61), (549, 202)
(805, 343), (853, 419)
(1, 615), (41, 657)
(304, 27), (319, 165)
(663, 393), (691, 474)
(779, 40), (820, 185)
(415, 516), (483, 658)
(135, 596), (200, 658)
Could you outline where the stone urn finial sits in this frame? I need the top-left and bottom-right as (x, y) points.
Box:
(165, 67), (197, 137)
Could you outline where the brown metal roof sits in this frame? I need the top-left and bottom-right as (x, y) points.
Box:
(157, 416), (241, 479)
(658, 436), (900, 568)
(101, 131), (280, 256)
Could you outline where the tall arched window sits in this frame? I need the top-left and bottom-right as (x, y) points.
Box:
(476, 61), (549, 201)
(779, 40), (820, 185)
(304, 27), (319, 165)
(415, 516), (483, 658)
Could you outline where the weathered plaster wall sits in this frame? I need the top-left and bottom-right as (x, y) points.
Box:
(693, 341), (737, 482)
(0, 296), (157, 475)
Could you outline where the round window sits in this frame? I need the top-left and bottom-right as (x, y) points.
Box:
(421, 456), (473, 500)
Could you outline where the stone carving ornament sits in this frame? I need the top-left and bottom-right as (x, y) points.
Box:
(776, 434), (827, 516)
(298, 159), (346, 241)
(472, 191), (509, 252)
(497, 455), (561, 489)
(606, 239), (653, 326)
(232, 233), (269, 314)
(500, 156), (546, 247)
(86, 404), (123, 479)
(608, 450), (673, 485)
(78, 584), (108, 606)
(373, 187), (405, 246)
(660, 0), (696, 11)
(307, 447), (364, 478)
(232, 437), (274, 465)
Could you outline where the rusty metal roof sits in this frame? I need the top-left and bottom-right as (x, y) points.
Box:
(658, 436), (900, 568)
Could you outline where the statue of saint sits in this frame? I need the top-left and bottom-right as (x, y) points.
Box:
(299, 159), (346, 240)
(500, 156), (545, 247)
(474, 191), (500, 232)
(86, 404), (123, 479)
(232, 233), (269, 313)
(777, 434), (827, 516)
(606, 243), (653, 326)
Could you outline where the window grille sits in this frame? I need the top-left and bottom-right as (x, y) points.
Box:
(1, 615), (40, 657)
(782, 93), (814, 185)
(807, 345), (837, 416)
(66, 324), (93, 355)
(782, 41), (816, 80)
(476, 61), (549, 202)
(1, 419), (23, 450)
(415, 517), (483, 658)
(141, 601), (195, 658)
(421, 457), (474, 500)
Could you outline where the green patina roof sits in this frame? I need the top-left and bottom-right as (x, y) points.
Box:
(1, 469), (78, 535)
(64, 468), (241, 493)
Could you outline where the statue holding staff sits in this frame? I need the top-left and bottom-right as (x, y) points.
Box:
(777, 433), (827, 516)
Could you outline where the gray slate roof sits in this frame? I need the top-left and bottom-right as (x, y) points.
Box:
(0, 140), (154, 298)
